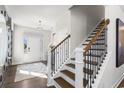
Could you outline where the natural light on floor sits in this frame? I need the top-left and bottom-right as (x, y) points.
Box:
(19, 70), (47, 78)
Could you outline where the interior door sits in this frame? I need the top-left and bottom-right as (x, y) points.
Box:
(23, 34), (43, 63)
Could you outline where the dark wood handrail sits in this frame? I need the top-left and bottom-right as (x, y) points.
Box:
(83, 19), (110, 54)
(51, 34), (71, 52)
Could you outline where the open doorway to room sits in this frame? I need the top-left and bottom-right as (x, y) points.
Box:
(23, 32), (44, 63)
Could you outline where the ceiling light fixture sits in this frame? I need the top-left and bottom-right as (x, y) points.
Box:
(37, 20), (43, 30)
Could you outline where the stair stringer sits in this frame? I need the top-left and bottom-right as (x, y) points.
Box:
(92, 51), (112, 88)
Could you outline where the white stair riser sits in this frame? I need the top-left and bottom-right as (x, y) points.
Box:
(64, 65), (75, 73)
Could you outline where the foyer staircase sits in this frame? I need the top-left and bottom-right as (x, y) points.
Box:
(49, 18), (110, 88)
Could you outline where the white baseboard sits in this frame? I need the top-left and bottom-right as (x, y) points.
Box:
(12, 60), (46, 66)
(112, 72), (124, 88)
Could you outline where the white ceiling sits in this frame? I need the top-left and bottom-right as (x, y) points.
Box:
(5, 5), (71, 30)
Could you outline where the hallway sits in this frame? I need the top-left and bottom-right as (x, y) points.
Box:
(4, 62), (48, 88)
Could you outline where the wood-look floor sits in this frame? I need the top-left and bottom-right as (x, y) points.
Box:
(4, 63), (48, 88)
(118, 79), (124, 88)
(5, 77), (47, 88)
(4, 62), (124, 88)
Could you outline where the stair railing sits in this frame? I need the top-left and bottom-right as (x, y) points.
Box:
(50, 34), (71, 77)
(83, 19), (110, 88)
(78, 18), (106, 47)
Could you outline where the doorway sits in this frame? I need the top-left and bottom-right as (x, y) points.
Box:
(23, 32), (44, 63)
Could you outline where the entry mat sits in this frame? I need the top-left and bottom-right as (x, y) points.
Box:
(14, 62), (47, 82)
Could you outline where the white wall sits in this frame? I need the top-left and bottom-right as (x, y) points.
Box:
(52, 11), (71, 46)
(12, 25), (51, 65)
(70, 5), (105, 54)
(0, 5), (6, 11)
(97, 6), (124, 88)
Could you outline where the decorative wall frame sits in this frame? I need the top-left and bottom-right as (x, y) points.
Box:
(116, 18), (124, 67)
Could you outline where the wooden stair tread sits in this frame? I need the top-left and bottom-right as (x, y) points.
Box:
(83, 68), (93, 75)
(88, 38), (105, 40)
(90, 48), (105, 51)
(84, 60), (98, 65)
(96, 38), (105, 41)
(90, 33), (105, 35)
(54, 77), (74, 88)
(91, 32), (105, 35)
(96, 25), (105, 29)
(97, 25), (104, 27)
(93, 27), (104, 32)
(93, 30), (105, 33)
(83, 43), (105, 45)
(66, 63), (75, 69)
(100, 20), (106, 24)
(85, 53), (101, 57)
(88, 34), (104, 38)
(61, 70), (75, 80)
(86, 38), (105, 42)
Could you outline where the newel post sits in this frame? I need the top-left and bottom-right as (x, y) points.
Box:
(75, 47), (84, 88)
(47, 50), (53, 86)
